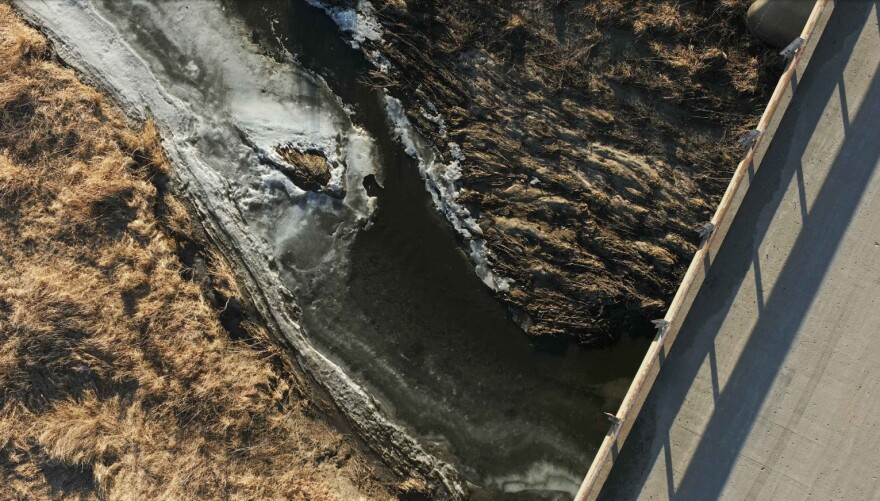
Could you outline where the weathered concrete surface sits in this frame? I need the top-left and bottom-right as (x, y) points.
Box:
(600, 2), (880, 500)
(747, 0), (815, 48)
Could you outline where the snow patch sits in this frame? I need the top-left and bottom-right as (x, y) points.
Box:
(306, 0), (382, 46)
(371, 49), (392, 72)
(421, 107), (447, 138)
(307, 0), (392, 72)
(449, 142), (465, 161)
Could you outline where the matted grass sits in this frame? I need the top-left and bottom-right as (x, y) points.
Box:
(328, 0), (779, 343)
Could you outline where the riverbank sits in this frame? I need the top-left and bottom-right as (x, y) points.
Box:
(0, 5), (399, 499)
(317, 0), (780, 344)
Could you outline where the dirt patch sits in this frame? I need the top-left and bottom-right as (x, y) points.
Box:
(0, 5), (403, 499)
(326, 0), (780, 344)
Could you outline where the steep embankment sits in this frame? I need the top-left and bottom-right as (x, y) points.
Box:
(0, 6), (397, 499)
(319, 0), (779, 343)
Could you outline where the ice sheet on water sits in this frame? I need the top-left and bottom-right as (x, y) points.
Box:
(79, 0), (377, 257)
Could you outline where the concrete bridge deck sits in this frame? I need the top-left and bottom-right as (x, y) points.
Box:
(598, 2), (880, 499)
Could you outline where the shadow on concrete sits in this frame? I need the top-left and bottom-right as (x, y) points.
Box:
(599, 2), (879, 499)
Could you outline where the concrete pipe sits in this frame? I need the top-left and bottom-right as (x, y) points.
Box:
(746, 0), (816, 48)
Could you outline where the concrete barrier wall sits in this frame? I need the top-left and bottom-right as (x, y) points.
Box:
(573, 2), (832, 499)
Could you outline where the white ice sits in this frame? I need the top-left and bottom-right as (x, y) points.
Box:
(306, 0), (382, 45)
(385, 95), (512, 293)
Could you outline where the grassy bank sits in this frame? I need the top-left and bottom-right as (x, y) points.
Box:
(0, 5), (396, 499)
(333, 0), (779, 343)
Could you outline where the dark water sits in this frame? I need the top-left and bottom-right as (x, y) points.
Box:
(228, 1), (651, 497)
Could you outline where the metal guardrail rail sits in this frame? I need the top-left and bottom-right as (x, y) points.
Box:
(573, 1), (832, 499)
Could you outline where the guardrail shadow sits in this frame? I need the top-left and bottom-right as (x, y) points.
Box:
(600, 2), (879, 499)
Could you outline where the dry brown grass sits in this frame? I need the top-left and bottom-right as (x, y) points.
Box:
(275, 147), (333, 193)
(0, 5), (394, 499)
(327, 0), (780, 343)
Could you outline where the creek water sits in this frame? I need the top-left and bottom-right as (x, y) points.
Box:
(20, 0), (652, 497)
(228, 2), (652, 497)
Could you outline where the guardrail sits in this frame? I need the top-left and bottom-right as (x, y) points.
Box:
(574, 1), (831, 499)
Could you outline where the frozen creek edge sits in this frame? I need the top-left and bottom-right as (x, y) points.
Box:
(308, 0), (515, 296)
(12, 1), (466, 498)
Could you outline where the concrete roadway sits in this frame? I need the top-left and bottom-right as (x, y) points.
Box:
(599, 2), (880, 500)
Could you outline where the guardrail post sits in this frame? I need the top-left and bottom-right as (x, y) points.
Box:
(780, 37), (806, 59)
(738, 129), (761, 151)
(697, 222), (716, 241)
